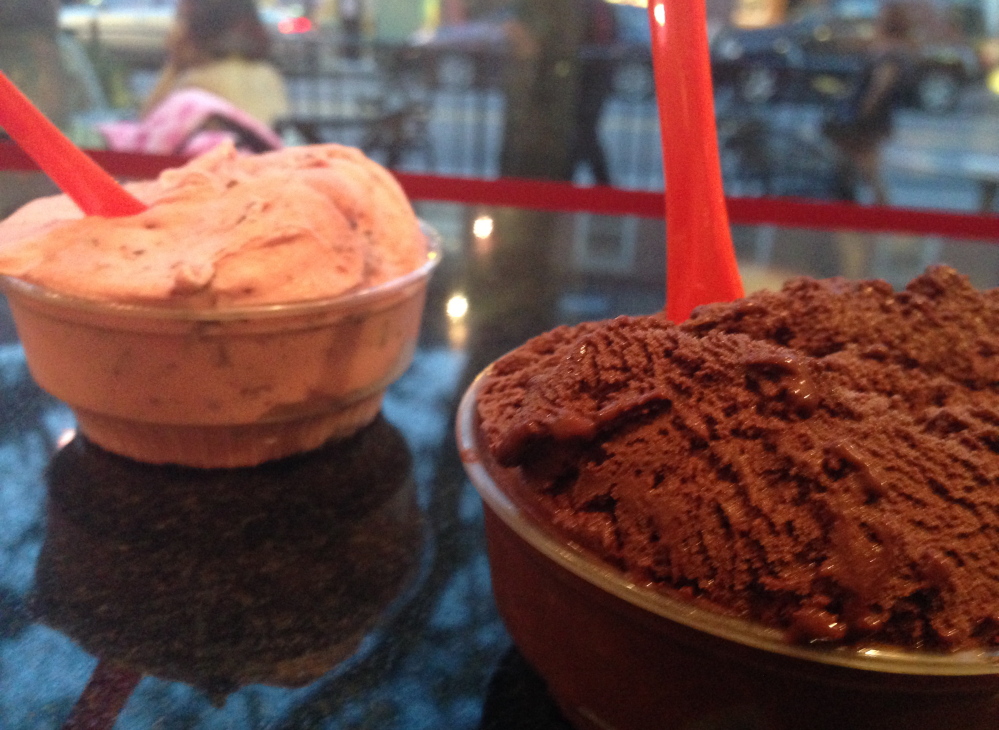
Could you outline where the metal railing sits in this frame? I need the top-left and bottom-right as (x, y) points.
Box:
(276, 42), (853, 199)
(278, 42), (666, 188)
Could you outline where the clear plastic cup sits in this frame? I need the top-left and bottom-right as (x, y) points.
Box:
(457, 369), (999, 730)
(1, 224), (440, 468)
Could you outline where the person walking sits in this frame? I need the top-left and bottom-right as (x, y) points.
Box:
(569, 0), (618, 186)
(822, 1), (915, 205)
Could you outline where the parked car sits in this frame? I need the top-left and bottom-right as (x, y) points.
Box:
(710, 0), (981, 112)
(58, 0), (324, 73)
(405, 1), (655, 101)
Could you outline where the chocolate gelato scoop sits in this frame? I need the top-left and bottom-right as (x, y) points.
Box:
(475, 266), (999, 651)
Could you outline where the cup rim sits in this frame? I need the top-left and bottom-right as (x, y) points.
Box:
(0, 222), (441, 323)
(457, 366), (999, 677)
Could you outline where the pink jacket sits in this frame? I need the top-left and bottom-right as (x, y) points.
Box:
(99, 88), (283, 156)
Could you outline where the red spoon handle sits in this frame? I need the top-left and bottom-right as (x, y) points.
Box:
(647, 1), (743, 322)
(0, 72), (145, 217)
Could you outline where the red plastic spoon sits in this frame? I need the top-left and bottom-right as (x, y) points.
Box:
(646, 0), (743, 322)
(0, 72), (145, 217)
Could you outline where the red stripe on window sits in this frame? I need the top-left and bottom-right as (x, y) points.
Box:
(2, 143), (997, 242)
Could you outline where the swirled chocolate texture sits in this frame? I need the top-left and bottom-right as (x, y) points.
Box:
(475, 266), (999, 650)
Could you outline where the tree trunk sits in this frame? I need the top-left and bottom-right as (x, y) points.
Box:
(499, 0), (587, 181)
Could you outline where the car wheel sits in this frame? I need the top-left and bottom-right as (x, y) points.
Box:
(738, 65), (779, 104)
(612, 60), (653, 102)
(917, 69), (961, 113)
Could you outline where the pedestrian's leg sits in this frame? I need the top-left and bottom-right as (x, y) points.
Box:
(831, 146), (858, 203)
(860, 145), (888, 206)
(587, 99), (611, 186)
(980, 181), (998, 213)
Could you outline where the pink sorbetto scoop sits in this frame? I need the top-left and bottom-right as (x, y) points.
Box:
(0, 71), (145, 217)
(0, 74), (440, 468)
(646, 0), (743, 322)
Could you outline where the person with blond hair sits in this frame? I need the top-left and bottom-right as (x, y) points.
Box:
(100, 0), (288, 156)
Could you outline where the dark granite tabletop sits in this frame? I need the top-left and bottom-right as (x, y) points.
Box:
(2, 198), (997, 729)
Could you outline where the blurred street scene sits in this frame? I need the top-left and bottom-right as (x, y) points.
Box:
(48, 0), (999, 214)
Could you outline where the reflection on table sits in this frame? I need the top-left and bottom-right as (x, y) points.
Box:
(34, 417), (425, 702)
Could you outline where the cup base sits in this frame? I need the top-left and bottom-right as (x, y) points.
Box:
(73, 394), (385, 468)
(483, 506), (999, 730)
